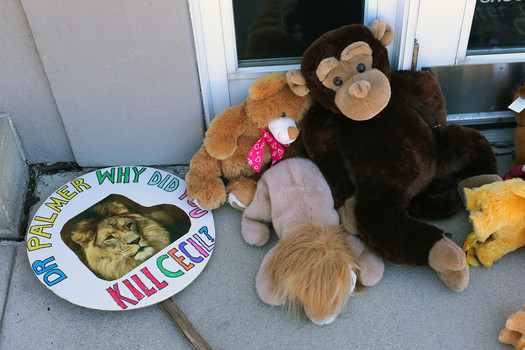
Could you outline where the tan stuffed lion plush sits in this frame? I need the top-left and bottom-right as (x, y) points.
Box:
(242, 157), (384, 325)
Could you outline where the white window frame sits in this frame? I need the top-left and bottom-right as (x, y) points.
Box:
(188, 0), (525, 127)
(413, 0), (525, 70)
(188, 0), (417, 125)
(455, 0), (525, 65)
(411, 0), (525, 146)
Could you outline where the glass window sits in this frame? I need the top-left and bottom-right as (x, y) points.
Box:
(232, 0), (364, 67)
(467, 0), (525, 55)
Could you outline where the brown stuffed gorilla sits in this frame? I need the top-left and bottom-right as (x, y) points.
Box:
(286, 19), (500, 292)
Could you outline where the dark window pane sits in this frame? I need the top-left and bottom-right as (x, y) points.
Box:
(468, 0), (525, 55)
(232, 0), (364, 67)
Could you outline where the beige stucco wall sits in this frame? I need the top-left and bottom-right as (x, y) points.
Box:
(0, 0), (75, 164)
(1, 0), (204, 166)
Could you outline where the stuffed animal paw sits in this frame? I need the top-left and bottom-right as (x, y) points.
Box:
(346, 234), (384, 287)
(428, 236), (469, 292)
(499, 303), (525, 350)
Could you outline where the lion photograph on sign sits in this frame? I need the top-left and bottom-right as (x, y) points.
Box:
(61, 194), (191, 281)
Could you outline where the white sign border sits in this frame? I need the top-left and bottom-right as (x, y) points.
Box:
(26, 166), (215, 311)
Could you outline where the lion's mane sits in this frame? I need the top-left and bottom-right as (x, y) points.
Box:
(68, 201), (171, 281)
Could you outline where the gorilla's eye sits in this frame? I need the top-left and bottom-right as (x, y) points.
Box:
(105, 235), (115, 241)
(356, 63), (366, 73)
(333, 77), (343, 86)
(125, 221), (133, 230)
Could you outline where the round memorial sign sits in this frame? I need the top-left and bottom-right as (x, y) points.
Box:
(26, 166), (215, 310)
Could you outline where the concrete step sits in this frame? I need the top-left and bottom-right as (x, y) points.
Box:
(0, 113), (28, 240)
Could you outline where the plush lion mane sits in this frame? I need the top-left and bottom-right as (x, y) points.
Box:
(263, 223), (359, 323)
(66, 200), (172, 281)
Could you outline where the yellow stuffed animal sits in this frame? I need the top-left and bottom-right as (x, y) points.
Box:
(185, 71), (311, 210)
(463, 178), (525, 267)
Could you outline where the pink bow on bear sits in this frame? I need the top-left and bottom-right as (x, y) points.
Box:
(247, 129), (289, 173)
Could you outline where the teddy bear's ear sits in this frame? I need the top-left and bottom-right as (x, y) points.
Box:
(286, 69), (310, 97)
(248, 71), (288, 101)
(369, 19), (393, 46)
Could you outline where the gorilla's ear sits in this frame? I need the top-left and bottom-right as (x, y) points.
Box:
(369, 19), (393, 46)
(286, 69), (310, 97)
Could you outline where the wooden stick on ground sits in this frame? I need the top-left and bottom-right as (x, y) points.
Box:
(159, 298), (213, 350)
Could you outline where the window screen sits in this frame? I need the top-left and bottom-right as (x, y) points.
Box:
(468, 0), (525, 55)
(232, 0), (364, 67)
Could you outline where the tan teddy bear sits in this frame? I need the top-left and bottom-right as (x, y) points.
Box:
(185, 71), (311, 210)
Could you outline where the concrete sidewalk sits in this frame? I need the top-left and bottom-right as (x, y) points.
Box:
(0, 155), (523, 350)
